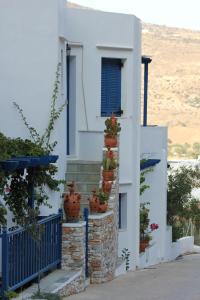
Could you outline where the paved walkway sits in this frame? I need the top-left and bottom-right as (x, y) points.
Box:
(66, 254), (200, 300)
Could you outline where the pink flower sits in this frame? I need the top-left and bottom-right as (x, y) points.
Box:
(4, 186), (11, 193)
(150, 223), (159, 231)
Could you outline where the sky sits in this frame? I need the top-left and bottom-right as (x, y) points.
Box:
(72, 0), (200, 31)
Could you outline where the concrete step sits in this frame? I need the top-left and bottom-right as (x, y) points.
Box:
(75, 182), (100, 193)
(14, 269), (83, 299)
(67, 160), (101, 173)
(66, 172), (100, 183)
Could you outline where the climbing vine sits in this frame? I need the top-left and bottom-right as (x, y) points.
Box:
(0, 64), (65, 229)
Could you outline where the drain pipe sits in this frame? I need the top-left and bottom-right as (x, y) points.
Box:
(142, 56), (152, 126)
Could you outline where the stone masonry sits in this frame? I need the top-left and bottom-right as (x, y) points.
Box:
(88, 211), (116, 283)
(62, 222), (86, 294)
(61, 142), (120, 294)
(57, 271), (85, 297)
(88, 146), (119, 284)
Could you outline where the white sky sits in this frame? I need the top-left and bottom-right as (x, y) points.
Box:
(72, 0), (200, 31)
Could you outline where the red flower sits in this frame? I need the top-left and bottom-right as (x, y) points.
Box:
(106, 148), (114, 159)
(150, 223), (159, 231)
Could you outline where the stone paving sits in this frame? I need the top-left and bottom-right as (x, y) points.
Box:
(66, 254), (200, 300)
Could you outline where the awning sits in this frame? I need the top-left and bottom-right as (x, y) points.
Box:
(140, 159), (161, 170)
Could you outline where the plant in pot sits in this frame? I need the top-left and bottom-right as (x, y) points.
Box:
(96, 189), (109, 213)
(140, 203), (150, 252)
(140, 203), (159, 252)
(63, 182), (81, 222)
(102, 154), (117, 181)
(88, 189), (99, 214)
(104, 114), (121, 147)
(102, 180), (112, 194)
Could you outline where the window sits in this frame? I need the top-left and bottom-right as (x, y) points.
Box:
(119, 193), (127, 230)
(101, 58), (122, 117)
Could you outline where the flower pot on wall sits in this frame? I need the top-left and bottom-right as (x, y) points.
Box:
(102, 181), (112, 193)
(64, 182), (81, 221)
(104, 114), (121, 148)
(98, 202), (108, 213)
(102, 170), (114, 181)
(140, 240), (149, 253)
(89, 190), (99, 214)
(104, 135), (117, 148)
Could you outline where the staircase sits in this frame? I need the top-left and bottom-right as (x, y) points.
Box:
(66, 160), (102, 213)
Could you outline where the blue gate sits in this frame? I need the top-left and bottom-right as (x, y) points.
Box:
(0, 210), (62, 296)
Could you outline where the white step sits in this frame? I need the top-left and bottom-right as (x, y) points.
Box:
(14, 269), (83, 299)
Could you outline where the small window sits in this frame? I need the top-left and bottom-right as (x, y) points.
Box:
(119, 193), (127, 230)
(101, 58), (122, 117)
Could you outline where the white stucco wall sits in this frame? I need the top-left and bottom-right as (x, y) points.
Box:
(0, 2), (142, 270)
(0, 0), (67, 215)
(64, 8), (141, 270)
(0, 0), (173, 274)
(140, 126), (168, 264)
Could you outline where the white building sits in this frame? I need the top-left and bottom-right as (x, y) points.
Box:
(0, 0), (191, 277)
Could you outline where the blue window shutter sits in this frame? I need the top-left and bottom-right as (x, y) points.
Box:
(101, 58), (122, 117)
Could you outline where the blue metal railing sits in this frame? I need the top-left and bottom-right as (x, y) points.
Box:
(83, 208), (89, 278)
(0, 210), (62, 296)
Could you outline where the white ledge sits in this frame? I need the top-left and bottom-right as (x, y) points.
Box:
(96, 44), (133, 51)
(96, 115), (133, 119)
(119, 181), (133, 185)
(88, 210), (114, 220)
(62, 221), (86, 228)
(53, 270), (82, 293)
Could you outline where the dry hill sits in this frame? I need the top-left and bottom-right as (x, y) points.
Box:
(142, 23), (200, 157)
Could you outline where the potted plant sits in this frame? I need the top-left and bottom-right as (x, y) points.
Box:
(88, 189), (99, 214)
(139, 203), (159, 252)
(102, 150), (117, 181)
(64, 182), (81, 221)
(96, 189), (109, 213)
(140, 203), (150, 252)
(104, 114), (121, 147)
(102, 180), (112, 194)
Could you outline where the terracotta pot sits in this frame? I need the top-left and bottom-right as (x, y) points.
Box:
(102, 181), (112, 193)
(89, 190), (99, 213)
(104, 135), (117, 148)
(64, 183), (81, 221)
(98, 202), (108, 213)
(140, 240), (149, 253)
(102, 170), (114, 181)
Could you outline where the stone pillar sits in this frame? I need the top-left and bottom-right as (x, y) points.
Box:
(62, 222), (86, 277)
(88, 211), (117, 283)
(102, 147), (119, 261)
(87, 146), (119, 284)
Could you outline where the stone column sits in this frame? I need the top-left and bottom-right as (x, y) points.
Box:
(88, 211), (117, 283)
(62, 222), (86, 277)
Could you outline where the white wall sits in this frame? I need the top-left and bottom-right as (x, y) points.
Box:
(140, 126), (168, 264)
(64, 8), (141, 270)
(0, 0), (67, 215)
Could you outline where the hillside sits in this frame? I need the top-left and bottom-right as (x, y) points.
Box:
(142, 23), (200, 158)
